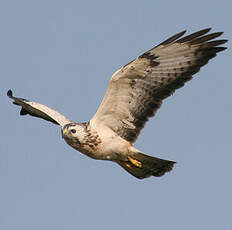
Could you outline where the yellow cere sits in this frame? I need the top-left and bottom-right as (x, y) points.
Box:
(62, 128), (68, 135)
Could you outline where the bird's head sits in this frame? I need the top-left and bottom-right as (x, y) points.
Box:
(62, 122), (88, 146)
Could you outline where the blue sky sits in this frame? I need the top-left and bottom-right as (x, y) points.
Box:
(1, 0), (231, 229)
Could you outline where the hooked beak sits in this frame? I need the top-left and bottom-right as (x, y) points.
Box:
(62, 127), (68, 138)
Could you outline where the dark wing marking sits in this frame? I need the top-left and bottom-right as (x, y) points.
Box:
(91, 29), (227, 143)
(7, 90), (72, 126)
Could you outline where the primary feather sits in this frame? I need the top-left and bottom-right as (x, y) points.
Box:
(90, 28), (227, 143)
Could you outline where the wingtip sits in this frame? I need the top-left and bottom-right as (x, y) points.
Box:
(178, 30), (187, 38)
(157, 29), (187, 47)
(204, 27), (212, 32)
(7, 89), (13, 98)
(181, 29), (187, 35)
(197, 27), (212, 34)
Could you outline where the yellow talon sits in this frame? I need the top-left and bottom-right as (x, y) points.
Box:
(128, 156), (142, 168)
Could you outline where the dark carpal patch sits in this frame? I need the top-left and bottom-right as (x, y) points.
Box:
(139, 52), (159, 67)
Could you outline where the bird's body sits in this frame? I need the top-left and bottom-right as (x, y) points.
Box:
(8, 28), (227, 179)
(62, 122), (126, 161)
(61, 121), (175, 178)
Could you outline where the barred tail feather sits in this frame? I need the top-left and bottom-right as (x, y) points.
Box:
(118, 152), (176, 179)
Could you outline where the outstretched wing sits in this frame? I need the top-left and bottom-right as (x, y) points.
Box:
(90, 28), (227, 143)
(7, 90), (72, 127)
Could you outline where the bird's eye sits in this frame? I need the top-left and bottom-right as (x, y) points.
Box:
(71, 129), (76, 134)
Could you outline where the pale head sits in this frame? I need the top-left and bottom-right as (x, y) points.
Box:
(62, 122), (88, 146)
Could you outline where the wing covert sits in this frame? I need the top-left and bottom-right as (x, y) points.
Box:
(90, 29), (227, 143)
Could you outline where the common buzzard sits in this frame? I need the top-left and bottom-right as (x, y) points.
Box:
(8, 28), (227, 179)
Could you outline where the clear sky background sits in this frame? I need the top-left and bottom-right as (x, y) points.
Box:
(1, 0), (231, 229)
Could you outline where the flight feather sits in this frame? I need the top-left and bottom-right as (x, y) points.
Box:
(91, 28), (227, 143)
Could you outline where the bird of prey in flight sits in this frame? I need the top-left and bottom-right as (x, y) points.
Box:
(8, 28), (227, 179)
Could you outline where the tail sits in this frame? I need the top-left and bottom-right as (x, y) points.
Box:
(118, 152), (176, 179)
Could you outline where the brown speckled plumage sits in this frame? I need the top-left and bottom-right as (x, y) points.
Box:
(82, 123), (102, 150)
